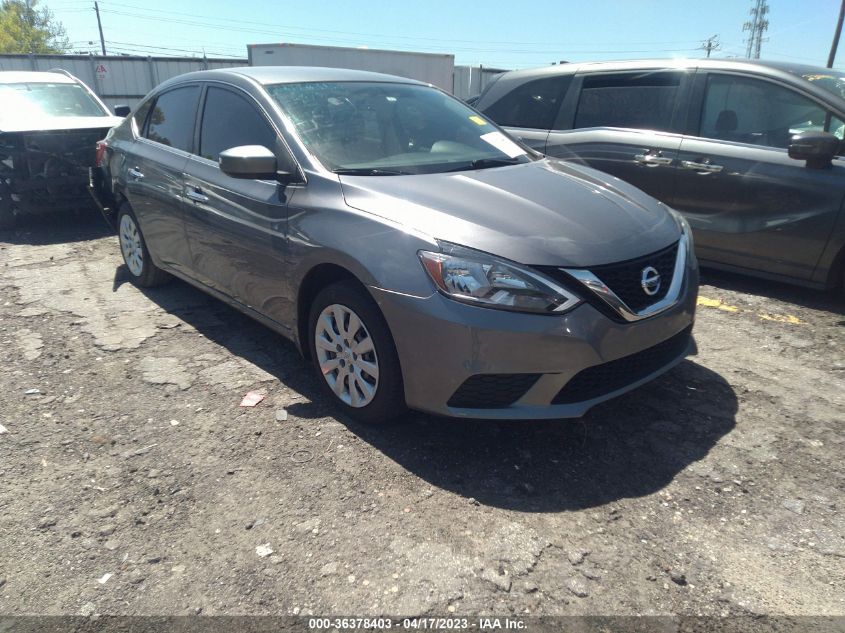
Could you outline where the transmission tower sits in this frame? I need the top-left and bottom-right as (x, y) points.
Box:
(743, 0), (769, 59)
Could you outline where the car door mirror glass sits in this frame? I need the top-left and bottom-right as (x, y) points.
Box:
(219, 145), (278, 179)
(788, 131), (838, 169)
(114, 104), (131, 117)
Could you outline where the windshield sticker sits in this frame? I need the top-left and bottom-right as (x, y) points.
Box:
(479, 131), (526, 158)
(469, 115), (488, 126)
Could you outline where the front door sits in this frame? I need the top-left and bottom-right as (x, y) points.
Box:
(182, 85), (292, 327)
(673, 72), (845, 280)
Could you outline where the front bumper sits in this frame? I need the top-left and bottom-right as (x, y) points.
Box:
(370, 264), (698, 420)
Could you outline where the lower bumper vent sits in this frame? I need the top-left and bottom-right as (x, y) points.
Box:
(447, 373), (541, 409)
(552, 326), (693, 404)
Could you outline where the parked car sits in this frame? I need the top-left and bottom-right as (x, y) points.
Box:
(475, 59), (845, 291)
(0, 70), (124, 229)
(90, 66), (698, 423)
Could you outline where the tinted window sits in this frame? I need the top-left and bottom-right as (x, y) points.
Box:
(482, 76), (569, 129)
(133, 99), (153, 133)
(199, 87), (277, 161)
(701, 74), (836, 149)
(145, 86), (200, 152)
(574, 72), (681, 131)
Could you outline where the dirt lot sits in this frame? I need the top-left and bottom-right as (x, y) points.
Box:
(0, 214), (843, 623)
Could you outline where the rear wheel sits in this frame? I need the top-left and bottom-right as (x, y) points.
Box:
(308, 281), (406, 424)
(117, 204), (169, 287)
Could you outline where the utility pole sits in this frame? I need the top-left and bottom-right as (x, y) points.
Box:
(94, 1), (106, 56)
(743, 0), (769, 59)
(701, 35), (721, 58)
(828, 0), (845, 68)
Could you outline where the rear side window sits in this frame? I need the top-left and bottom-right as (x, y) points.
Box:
(700, 74), (837, 149)
(482, 76), (570, 129)
(199, 86), (277, 161)
(574, 72), (682, 132)
(144, 85), (200, 152)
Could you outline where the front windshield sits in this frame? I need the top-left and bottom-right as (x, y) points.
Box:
(802, 71), (845, 101)
(0, 83), (106, 121)
(267, 81), (533, 174)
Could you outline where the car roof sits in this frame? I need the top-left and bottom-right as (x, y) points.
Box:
(165, 65), (424, 87)
(494, 58), (842, 81)
(0, 70), (76, 84)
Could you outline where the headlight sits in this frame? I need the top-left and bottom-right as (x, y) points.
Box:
(418, 242), (582, 314)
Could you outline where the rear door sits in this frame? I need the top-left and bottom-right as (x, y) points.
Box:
(481, 75), (572, 152)
(182, 83), (293, 326)
(122, 85), (200, 274)
(674, 71), (845, 280)
(544, 69), (692, 204)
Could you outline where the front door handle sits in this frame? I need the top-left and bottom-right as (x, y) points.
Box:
(127, 168), (144, 180)
(681, 160), (723, 173)
(185, 186), (209, 203)
(634, 153), (673, 167)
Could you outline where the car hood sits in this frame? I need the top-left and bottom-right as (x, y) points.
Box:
(0, 115), (122, 133)
(339, 158), (680, 267)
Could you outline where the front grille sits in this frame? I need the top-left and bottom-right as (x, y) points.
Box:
(447, 373), (541, 409)
(552, 326), (692, 404)
(589, 241), (679, 312)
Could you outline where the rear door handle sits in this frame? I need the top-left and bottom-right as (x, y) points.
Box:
(681, 160), (723, 173)
(634, 153), (673, 167)
(127, 168), (144, 180)
(185, 185), (209, 203)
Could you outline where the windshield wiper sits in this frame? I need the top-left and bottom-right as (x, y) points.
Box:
(333, 168), (410, 176)
(445, 157), (522, 172)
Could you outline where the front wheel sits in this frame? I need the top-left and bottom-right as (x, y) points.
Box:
(308, 281), (406, 424)
(117, 204), (169, 287)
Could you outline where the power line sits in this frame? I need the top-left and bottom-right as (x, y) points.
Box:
(700, 35), (721, 58)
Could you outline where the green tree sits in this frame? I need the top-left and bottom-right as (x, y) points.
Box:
(0, 0), (70, 54)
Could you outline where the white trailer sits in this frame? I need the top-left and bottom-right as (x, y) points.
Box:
(248, 43), (454, 92)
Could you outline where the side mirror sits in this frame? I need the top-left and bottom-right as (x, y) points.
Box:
(113, 104), (131, 117)
(219, 145), (278, 180)
(788, 131), (839, 169)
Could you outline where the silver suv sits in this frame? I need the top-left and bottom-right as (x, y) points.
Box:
(91, 67), (698, 423)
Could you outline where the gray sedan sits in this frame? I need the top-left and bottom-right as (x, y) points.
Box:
(91, 67), (698, 423)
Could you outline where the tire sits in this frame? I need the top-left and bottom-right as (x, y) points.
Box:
(116, 204), (169, 287)
(308, 280), (406, 424)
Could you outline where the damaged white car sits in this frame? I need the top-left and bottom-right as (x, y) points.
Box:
(0, 70), (123, 229)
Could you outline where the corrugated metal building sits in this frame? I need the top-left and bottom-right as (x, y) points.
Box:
(0, 54), (246, 109)
(0, 53), (507, 107)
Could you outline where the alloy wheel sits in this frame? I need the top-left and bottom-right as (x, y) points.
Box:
(314, 303), (380, 408)
(119, 213), (144, 277)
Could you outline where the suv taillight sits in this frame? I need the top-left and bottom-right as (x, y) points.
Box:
(95, 140), (108, 167)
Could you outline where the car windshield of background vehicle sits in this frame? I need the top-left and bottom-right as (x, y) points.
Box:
(802, 71), (845, 101)
(700, 74), (844, 148)
(267, 81), (532, 174)
(0, 83), (106, 122)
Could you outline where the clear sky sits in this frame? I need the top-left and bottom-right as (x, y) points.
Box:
(46, 0), (844, 71)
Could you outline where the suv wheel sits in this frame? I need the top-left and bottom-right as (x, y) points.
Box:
(117, 204), (169, 287)
(308, 281), (406, 424)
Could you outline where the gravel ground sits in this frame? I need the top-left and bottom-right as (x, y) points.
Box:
(0, 214), (843, 623)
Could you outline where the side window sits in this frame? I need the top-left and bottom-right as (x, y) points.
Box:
(132, 99), (153, 134)
(574, 71), (682, 132)
(700, 75), (832, 149)
(482, 76), (570, 129)
(199, 86), (277, 161)
(144, 85), (200, 152)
